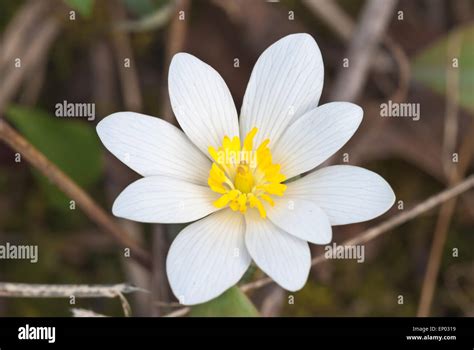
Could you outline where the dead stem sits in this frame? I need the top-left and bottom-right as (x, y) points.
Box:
(165, 175), (474, 316)
(0, 120), (152, 270)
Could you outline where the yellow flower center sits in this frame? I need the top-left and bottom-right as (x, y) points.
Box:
(207, 127), (286, 218)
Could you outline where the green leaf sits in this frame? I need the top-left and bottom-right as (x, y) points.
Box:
(5, 105), (102, 211)
(117, 1), (173, 32)
(122, 0), (170, 17)
(412, 25), (474, 114)
(122, 0), (155, 16)
(189, 287), (259, 317)
(64, 0), (94, 18)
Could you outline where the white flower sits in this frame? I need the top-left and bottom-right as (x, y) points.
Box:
(96, 33), (395, 305)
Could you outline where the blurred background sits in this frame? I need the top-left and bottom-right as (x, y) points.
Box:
(0, 0), (473, 317)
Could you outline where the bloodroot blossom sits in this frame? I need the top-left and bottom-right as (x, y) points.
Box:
(96, 33), (395, 305)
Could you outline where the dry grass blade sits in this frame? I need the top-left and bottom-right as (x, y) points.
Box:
(0, 282), (146, 298)
(417, 33), (471, 316)
(71, 308), (108, 317)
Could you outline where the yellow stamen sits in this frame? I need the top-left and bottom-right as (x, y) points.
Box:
(207, 127), (286, 218)
(213, 189), (239, 208)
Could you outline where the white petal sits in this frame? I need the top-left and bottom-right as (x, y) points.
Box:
(286, 166), (396, 225)
(166, 209), (250, 305)
(267, 197), (332, 244)
(272, 102), (363, 179)
(168, 53), (239, 155)
(112, 176), (220, 223)
(96, 112), (210, 185)
(240, 33), (324, 146)
(245, 211), (311, 291)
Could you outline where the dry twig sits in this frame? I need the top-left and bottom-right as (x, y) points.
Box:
(106, 0), (153, 316)
(0, 13), (59, 114)
(152, 0), (191, 316)
(0, 282), (146, 317)
(418, 34), (471, 316)
(302, 0), (353, 41)
(242, 175), (474, 292)
(161, 0), (190, 123)
(0, 120), (152, 269)
(330, 0), (398, 101)
(109, 0), (143, 112)
(166, 176), (474, 316)
(302, 0), (394, 72)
